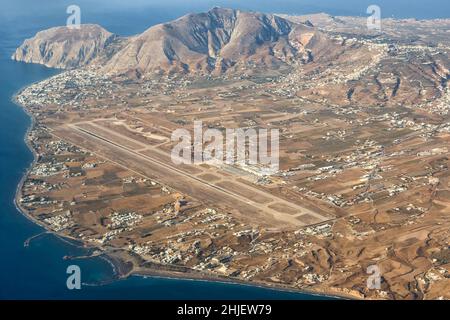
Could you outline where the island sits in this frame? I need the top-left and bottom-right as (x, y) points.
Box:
(12, 8), (450, 299)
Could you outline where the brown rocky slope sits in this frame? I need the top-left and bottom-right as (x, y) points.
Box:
(13, 7), (334, 76)
(12, 24), (117, 69)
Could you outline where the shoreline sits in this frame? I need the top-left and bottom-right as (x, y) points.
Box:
(131, 267), (353, 300)
(11, 83), (359, 301)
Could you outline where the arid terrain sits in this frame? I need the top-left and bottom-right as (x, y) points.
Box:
(12, 8), (450, 299)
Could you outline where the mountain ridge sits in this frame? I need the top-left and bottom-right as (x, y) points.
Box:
(12, 8), (332, 77)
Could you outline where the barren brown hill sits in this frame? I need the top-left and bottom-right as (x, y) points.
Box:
(12, 24), (117, 69)
(13, 8), (336, 76)
(102, 7), (329, 76)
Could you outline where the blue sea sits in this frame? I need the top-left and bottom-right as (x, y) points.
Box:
(0, 0), (446, 300)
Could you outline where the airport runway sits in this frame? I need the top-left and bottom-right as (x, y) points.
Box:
(51, 120), (333, 228)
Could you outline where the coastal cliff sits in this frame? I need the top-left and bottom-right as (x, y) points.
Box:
(12, 24), (117, 69)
